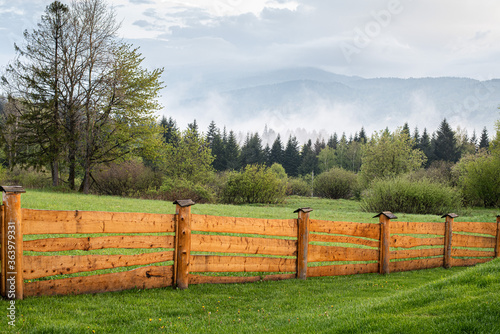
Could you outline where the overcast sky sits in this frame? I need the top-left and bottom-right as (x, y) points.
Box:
(1, 0), (500, 136)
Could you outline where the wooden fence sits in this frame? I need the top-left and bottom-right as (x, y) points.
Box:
(1, 186), (499, 299)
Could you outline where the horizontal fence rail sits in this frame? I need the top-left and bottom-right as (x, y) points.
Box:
(0, 186), (499, 299)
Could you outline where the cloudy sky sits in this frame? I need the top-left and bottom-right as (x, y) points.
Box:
(1, 0), (500, 136)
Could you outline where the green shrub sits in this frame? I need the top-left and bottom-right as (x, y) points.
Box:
(313, 168), (358, 199)
(92, 160), (161, 197)
(220, 164), (287, 204)
(145, 178), (215, 203)
(361, 175), (461, 214)
(1, 167), (52, 188)
(287, 177), (311, 196)
(454, 151), (500, 207)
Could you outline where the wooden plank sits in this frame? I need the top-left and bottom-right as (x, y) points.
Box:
(451, 249), (495, 258)
(309, 233), (379, 248)
(452, 258), (492, 267)
(307, 263), (379, 277)
(453, 222), (497, 236)
(389, 258), (443, 272)
(309, 220), (380, 239)
(191, 215), (297, 238)
(22, 209), (176, 235)
(24, 251), (174, 279)
(191, 234), (296, 257)
(24, 235), (174, 252)
(189, 273), (295, 285)
(24, 265), (173, 297)
(452, 234), (496, 248)
(391, 248), (444, 259)
(390, 235), (444, 248)
(308, 244), (379, 262)
(391, 222), (444, 235)
(190, 255), (296, 273)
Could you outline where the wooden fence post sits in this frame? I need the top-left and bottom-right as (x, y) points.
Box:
(374, 211), (397, 275)
(495, 215), (500, 258)
(173, 199), (195, 290)
(1, 186), (26, 300)
(442, 213), (458, 269)
(295, 207), (312, 280)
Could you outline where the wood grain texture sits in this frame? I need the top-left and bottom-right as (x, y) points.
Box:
(452, 258), (492, 267)
(453, 222), (497, 236)
(451, 249), (495, 258)
(22, 209), (175, 235)
(309, 220), (380, 239)
(391, 248), (444, 260)
(24, 265), (173, 297)
(189, 273), (296, 285)
(24, 235), (174, 252)
(308, 244), (379, 262)
(190, 255), (296, 273)
(191, 215), (297, 237)
(307, 263), (378, 277)
(391, 222), (444, 235)
(191, 234), (297, 257)
(24, 251), (174, 279)
(390, 235), (444, 248)
(452, 234), (496, 248)
(309, 233), (379, 248)
(389, 258), (443, 272)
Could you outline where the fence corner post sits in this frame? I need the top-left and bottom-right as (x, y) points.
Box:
(1, 186), (26, 300)
(495, 215), (500, 258)
(442, 213), (458, 269)
(173, 199), (195, 290)
(374, 211), (396, 275)
(294, 207), (312, 280)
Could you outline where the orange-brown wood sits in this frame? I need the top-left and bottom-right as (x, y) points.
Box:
(390, 258), (443, 272)
(379, 215), (390, 275)
(24, 235), (175, 252)
(443, 216), (453, 269)
(3, 192), (23, 299)
(310, 220), (380, 239)
(453, 221), (497, 236)
(308, 244), (379, 262)
(451, 249), (495, 258)
(495, 216), (500, 258)
(191, 234), (296, 257)
(22, 209), (176, 235)
(452, 258), (492, 267)
(452, 234), (496, 248)
(189, 273), (296, 285)
(391, 248), (444, 259)
(24, 265), (173, 297)
(23, 251), (174, 279)
(296, 209), (310, 280)
(390, 235), (445, 248)
(307, 263), (379, 277)
(391, 221), (444, 235)
(0, 204), (4, 297)
(190, 255), (296, 273)
(175, 205), (192, 290)
(309, 233), (379, 248)
(191, 215), (297, 238)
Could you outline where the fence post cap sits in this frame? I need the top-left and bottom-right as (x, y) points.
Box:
(441, 213), (459, 219)
(294, 207), (313, 214)
(373, 211), (397, 219)
(173, 199), (195, 207)
(0, 186), (26, 193)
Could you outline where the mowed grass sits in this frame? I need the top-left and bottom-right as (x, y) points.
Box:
(0, 189), (499, 333)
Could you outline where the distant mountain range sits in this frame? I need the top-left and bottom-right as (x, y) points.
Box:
(166, 67), (500, 142)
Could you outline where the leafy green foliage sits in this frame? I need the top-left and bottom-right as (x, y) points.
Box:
(361, 175), (461, 214)
(221, 164), (287, 204)
(314, 168), (358, 199)
(286, 177), (311, 196)
(454, 150), (500, 207)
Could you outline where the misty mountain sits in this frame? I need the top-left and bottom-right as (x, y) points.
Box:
(169, 67), (500, 139)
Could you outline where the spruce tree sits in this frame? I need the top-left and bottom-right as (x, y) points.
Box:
(432, 119), (460, 163)
(269, 134), (284, 165)
(225, 130), (240, 170)
(479, 127), (489, 149)
(283, 135), (300, 177)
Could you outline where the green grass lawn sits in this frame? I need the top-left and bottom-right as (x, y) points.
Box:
(0, 190), (499, 333)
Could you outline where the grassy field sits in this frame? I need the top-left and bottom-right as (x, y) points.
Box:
(0, 190), (499, 333)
